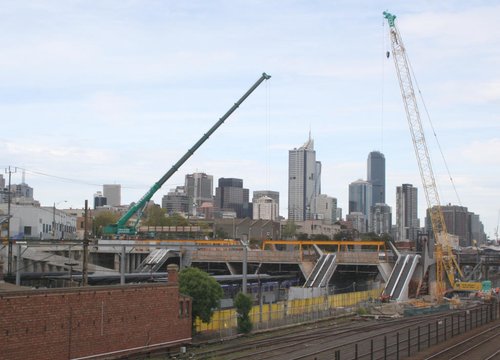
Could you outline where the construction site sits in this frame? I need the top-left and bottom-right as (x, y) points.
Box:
(1, 9), (500, 360)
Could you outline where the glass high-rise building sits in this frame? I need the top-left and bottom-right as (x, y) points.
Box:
(215, 178), (250, 218)
(367, 151), (385, 207)
(348, 179), (372, 231)
(396, 183), (420, 242)
(288, 136), (321, 221)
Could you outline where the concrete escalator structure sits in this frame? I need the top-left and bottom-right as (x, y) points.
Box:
(303, 253), (337, 288)
(135, 248), (177, 273)
(382, 254), (420, 301)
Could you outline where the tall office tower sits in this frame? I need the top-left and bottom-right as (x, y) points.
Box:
(314, 194), (337, 224)
(369, 203), (392, 235)
(0, 174), (5, 189)
(396, 184), (420, 242)
(162, 186), (189, 214)
(185, 172), (213, 215)
(215, 178), (250, 218)
(253, 196), (279, 221)
(426, 204), (470, 247)
(103, 184), (121, 207)
(367, 151), (385, 206)
(93, 191), (107, 209)
(348, 179), (372, 217)
(288, 135), (321, 221)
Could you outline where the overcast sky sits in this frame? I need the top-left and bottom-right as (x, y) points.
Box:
(1, 1), (499, 238)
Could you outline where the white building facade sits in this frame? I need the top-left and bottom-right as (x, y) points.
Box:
(253, 196), (279, 221)
(0, 204), (77, 240)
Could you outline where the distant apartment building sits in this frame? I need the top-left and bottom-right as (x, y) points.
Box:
(162, 186), (189, 215)
(253, 196), (279, 221)
(253, 190), (279, 216)
(396, 184), (420, 242)
(215, 178), (250, 218)
(346, 212), (366, 234)
(0, 174), (5, 189)
(369, 203), (392, 235)
(288, 135), (321, 221)
(185, 172), (213, 215)
(367, 151), (385, 206)
(314, 194), (337, 225)
(103, 184), (121, 207)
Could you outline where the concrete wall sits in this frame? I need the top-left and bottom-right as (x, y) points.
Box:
(0, 283), (191, 360)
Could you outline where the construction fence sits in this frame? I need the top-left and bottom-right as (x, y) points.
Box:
(195, 287), (382, 337)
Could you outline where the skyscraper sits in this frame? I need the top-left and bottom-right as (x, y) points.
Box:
(215, 178), (250, 218)
(103, 184), (121, 207)
(185, 172), (213, 215)
(396, 184), (420, 242)
(288, 135), (321, 221)
(370, 203), (392, 235)
(367, 151), (385, 206)
(348, 179), (372, 217)
(314, 194), (337, 224)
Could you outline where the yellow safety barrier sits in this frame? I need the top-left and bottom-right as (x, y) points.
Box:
(195, 288), (382, 333)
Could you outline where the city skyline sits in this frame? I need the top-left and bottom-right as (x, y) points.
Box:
(0, 2), (498, 237)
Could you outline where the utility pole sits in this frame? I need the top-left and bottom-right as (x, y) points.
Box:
(82, 200), (89, 286)
(6, 166), (17, 275)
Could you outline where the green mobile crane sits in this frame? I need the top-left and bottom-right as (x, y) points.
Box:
(103, 72), (271, 236)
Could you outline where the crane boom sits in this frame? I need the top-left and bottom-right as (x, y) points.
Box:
(383, 12), (461, 296)
(104, 72), (271, 235)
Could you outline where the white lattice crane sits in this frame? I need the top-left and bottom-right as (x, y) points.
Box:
(383, 11), (464, 298)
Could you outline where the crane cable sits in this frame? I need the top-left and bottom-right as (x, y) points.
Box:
(403, 37), (463, 206)
(380, 18), (386, 152)
(266, 78), (271, 190)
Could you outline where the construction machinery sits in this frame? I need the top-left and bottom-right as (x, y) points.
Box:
(103, 72), (271, 236)
(383, 12), (479, 298)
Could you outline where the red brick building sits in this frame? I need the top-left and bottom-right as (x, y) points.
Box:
(0, 265), (191, 360)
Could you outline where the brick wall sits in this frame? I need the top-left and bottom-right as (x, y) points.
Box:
(0, 283), (191, 360)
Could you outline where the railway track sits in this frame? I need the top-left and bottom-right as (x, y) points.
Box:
(187, 309), (473, 360)
(422, 322), (500, 360)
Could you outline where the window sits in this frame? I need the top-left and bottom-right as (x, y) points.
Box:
(24, 226), (32, 236)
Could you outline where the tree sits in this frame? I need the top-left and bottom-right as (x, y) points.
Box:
(93, 211), (120, 237)
(282, 220), (297, 239)
(165, 212), (189, 226)
(179, 267), (223, 329)
(143, 205), (169, 226)
(234, 292), (253, 334)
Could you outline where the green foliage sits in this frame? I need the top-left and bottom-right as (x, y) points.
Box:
(165, 212), (189, 226)
(297, 232), (309, 240)
(357, 306), (369, 315)
(143, 205), (168, 226)
(93, 211), (120, 237)
(179, 267), (223, 326)
(234, 292), (253, 334)
(215, 227), (229, 239)
(281, 220), (297, 239)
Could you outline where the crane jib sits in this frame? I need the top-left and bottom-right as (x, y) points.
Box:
(105, 73), (271, 235)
